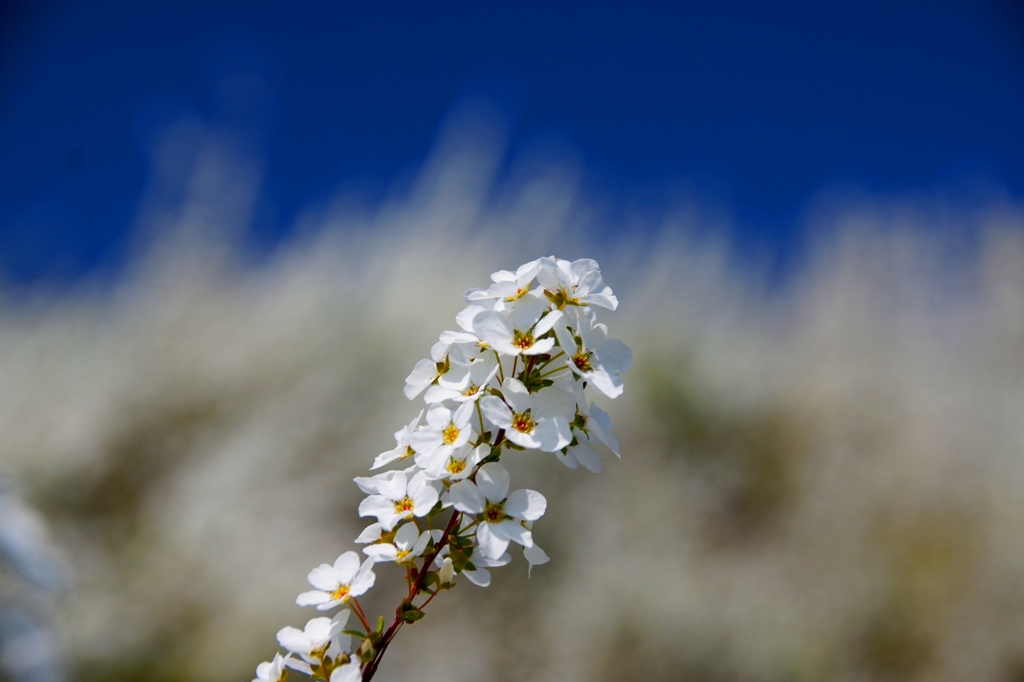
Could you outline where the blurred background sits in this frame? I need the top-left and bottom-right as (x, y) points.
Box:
(2, 1), (1024, 681)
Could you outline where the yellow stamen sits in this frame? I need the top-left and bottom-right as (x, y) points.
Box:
(394, 496), (415, 513)
(442, 423), (461, 445)
(483, 502), (505, 523)
(447, 458), (467, 475)
(512, 411), (536, 434)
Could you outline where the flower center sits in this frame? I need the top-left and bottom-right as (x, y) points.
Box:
(330, 585), (350, 602)
(483, 501), (505, 523)
(396, 549), (411, 561)
(512, 329), (535, 351)
(447, 458), (467, 475)
(402, 445), (415, 459)
(512, 411), (536, 434)
(461, 383), (479, 397)
(572, 351), (593, 372)
(545, 286), (581, 310)
(394, 496), (416, 513)
(442, 423), (461, 445)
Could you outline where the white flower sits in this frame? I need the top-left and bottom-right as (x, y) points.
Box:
(277, 611), (351, 671)
(371, 410), (423, 470)
(410, 403), (476, 471)
(363, 522), (432, 564)
(424, 356), (500, 404)
(404, 342), (470, 399)
(253, 653), (290, 682)
(555, 318), (633, 399)
(479, 378), (573, 452)
(424, 443), (485, 481)
(464, 258), (550, 307)
(296, 552), (376, 610)
(537, 257), (618, 310)
(472, 298), (563, 357)
(449, 462), (546, 559)
(358, 470), (440, 531)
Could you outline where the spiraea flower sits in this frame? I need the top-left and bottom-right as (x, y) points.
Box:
(357, 470), (440, 530)
(296, 552), (376, 610)
(362, 522), (432, 564)
(479, 378), (573, 452)
(253, 653), (291, 682)
(449, 463), (547, 560)
(252, 256), (630, 682)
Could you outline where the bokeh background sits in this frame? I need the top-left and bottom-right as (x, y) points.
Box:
(2, 2), (1024, 681)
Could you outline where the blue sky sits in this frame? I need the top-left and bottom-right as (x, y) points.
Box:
(1, 0), (1022, 283)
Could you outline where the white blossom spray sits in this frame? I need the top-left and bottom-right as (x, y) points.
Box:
(250, 256), (632, 682)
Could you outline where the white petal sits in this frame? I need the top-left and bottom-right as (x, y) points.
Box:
(404, 359), (438, 399)
(307, 564), (339, 591)
(296, 590), (331, 606)
(523, 543), (550, 577)
(358, 495), (394, 520)
(533, 309), (563, 336)
(479, 396), (513, 428)
(570, 443), (602, 472)
(329, 661), (363, 682)
(501, 377), (533, 413)
(333, 551), (361, 582)
(473, 312), (519, 356)
(505, 489), (547, 521)
(475, 462), (510, 502)
(354, 523), (382, 544)
(394, 522), (421, 548)
(303, 617), (334, 644)
(449, 480), (486, 514)
(463, 567), (492, 587)
(554, 449), (578, 468)
(276, 626), (312, 655)
(532, 417), (572, 452)
(492, 519), (533, 548)
(349, 559), (376, 596)
(476, 522), (511, 560)
(363, 544), (399, 562)
(532, 386), (576, 421)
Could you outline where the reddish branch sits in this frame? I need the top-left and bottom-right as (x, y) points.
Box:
(361, 509), (462, 681)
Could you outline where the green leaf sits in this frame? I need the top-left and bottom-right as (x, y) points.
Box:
(401, 607), (426, 623)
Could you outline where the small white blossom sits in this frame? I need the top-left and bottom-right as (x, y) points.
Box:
(363, 522), (431, 564)
(371, 410), (423, 470)
(472, 298), (562, 357)
(358, 470), (440, 530)
(449, 463), (546, 560)
(555, 319), (633, 398)
(409, 402), (476, 471)
(537, 257), (618, 310)
(424, 356), (499, 404)
(424, 443), (485, 481)
(277, 611), (351, 672)
(296, 552), (376, 610)
(479, 378), (573, 452)
(253, 653), (290, 682)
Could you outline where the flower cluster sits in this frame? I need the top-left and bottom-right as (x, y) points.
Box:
(250, 257), (632, 682)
